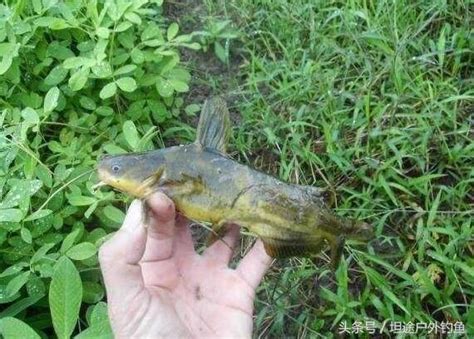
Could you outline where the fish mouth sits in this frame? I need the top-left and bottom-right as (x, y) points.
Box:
(96, 168), (149, 198)
(96, 167), (123, 188)
(97, 167), (110, 183)
(93, 168), (116, 192)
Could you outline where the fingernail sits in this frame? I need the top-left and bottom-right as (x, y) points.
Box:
(147, 192), (175, 220)
(152, 192), (173, 209)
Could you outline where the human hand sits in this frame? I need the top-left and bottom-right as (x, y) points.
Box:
(99, 192), (272, 338)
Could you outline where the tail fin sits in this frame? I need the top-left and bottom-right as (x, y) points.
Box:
(329, 236), (345, 270)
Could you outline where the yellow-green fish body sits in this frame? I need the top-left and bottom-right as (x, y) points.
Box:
(98, 98), (373, 266)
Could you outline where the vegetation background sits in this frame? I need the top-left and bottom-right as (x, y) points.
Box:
(0, 0), (472, 337)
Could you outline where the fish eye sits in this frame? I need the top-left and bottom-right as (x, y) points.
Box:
(111, 164), (121, 173)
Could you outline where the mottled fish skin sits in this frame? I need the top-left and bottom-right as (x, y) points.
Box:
(97, 97), (373, 267)
(98, 144), (373, 264)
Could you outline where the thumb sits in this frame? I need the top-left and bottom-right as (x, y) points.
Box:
(99, 200), (146, 300)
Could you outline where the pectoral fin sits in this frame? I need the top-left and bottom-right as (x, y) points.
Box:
(206, 221), (226, 246)
(140, 166), (165, 196)
(261, 236), (325, 258)
(195, 97), (231, 153)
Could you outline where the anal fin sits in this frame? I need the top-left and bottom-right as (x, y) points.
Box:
(261, 235), (345, 269)
(261, 237), (325, 258)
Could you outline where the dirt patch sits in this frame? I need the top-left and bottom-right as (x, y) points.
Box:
(164, 0), (244, 121)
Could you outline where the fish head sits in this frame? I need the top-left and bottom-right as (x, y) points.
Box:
(97, 150), (167, 198)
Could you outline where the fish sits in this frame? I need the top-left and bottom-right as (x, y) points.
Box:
(97, 97), (373, 267)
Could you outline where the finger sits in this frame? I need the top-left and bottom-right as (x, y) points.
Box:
(236, 240), (272, 289)
(99, 200), (146, 293)
(203, 224), (240, 265)
(140, 193), (177, 262)
(173, 214), (195, 257)
(141, 214), (194, 286)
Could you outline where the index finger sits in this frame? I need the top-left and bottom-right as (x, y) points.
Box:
(141, 192), (194, 262)
(140, 193), (176, 262)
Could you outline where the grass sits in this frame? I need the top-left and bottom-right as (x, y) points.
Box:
(184, 0), (474, 336)
(0, 0), (472, 337)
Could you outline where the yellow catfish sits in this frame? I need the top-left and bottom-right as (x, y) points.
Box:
(97, 97), (373, 267)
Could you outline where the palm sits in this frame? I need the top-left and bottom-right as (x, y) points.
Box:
(142, 253), (257, 337)
(99, 195), (271, 339)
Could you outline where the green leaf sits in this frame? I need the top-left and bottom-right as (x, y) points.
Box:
(167, 22), (179, 41)
(0, 265), (28, 278)
(32, 0), (42, 14)
(67, 195), (96, 206)
(26, 276), (46, 298)
(0, 294), (44, 319)
(79, 97), (97, 111)
(427, 190), (442, 227)
(0, 43), (20, 75)
(91, 61), (113, 78)
(34, 17), (68, 30)
(96, 27), (109, 39)
(131, 48), (145, 64)
(48, 43), (75, 60)
(214, 41), (228, 63)
(156, 78), (173, 97)
(0, 55), (13, 75)
(31, 243), (56, 264)
(5, 272), (30, 298)
(75, 302), (112, 339)
(123, 120), (139, 150)
(169, 79), (189, 93)
(185, 103), (200, 116)
(0, 317), (41, 339)
(114, 64), (137, 76)
(84, 202), (98, 219)
(149, 100), (170, 123)
(45, 66), (68, 86)
(141, 23), (162, 41)
(66, 243), (97, 261)
(44, 86), (60, 113)
(116, 77), (137, 92)
(82, 281), (104, 304)
(21, 107), (39, 125)
(103, 205), (125, 224)
(21, 227), (32, 244)
(63, 57), (93, 69)
(68, 68), (90, 91)
(103, 144), (127, 155)
(115, 22), (132, 32)
(183, 42), (201, 50)
(25, 209), (53, 221)
(60, 229), (81, 253)
(49, 257), (82, 339)
(0, 180), (42, 209)
(125, 12), (142, 25)
(99, 82), (117, 99)
(0, 209), (24, 222)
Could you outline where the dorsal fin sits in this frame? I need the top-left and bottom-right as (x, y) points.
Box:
(195, 97), (231, 153)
